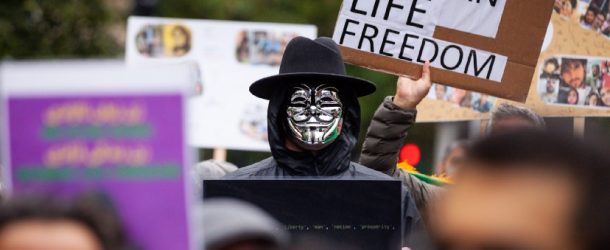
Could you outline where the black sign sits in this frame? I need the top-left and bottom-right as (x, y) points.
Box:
(203, 180), (403, 250)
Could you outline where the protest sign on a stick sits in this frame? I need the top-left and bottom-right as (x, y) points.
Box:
(1, 61), (197, 250)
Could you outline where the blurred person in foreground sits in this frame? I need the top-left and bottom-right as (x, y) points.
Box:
(431, 131), (610, 250)
(224, 37), (426, 246)
(202, 199), (367, 250)
(0, 194), (134, 250)
(202, 198), (415, 250)
(202, 198), (288, 250)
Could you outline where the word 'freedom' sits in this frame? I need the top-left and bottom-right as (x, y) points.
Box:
(333, 0), (507, 82)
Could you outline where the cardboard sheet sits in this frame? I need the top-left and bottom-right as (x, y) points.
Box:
(333, 0), (555, 102)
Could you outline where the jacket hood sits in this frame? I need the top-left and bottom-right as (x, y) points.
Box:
(266, 84), (361, 176)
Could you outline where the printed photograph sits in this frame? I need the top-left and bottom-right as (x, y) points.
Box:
(538, 56), (610, 108)
(135, 24), (192, 58)
(428, 84), (496, 113)
(235, 30), (298, 66)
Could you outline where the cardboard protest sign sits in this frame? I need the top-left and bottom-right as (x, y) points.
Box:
(497, 12), (610, 117)
(204, 180), (403, 250)
(332, 0), (555, 102)
(415, 9), (610, 122)
(126, 17), (317, 151)
(1, 61), (197, 250)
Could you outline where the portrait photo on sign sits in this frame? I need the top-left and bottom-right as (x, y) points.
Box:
(538, 56), (610, 108)
(428, 84), (496, 113)
(235, 30), (299, 66)
(554, 0), (610, 38)
(135, 24), (192, 58)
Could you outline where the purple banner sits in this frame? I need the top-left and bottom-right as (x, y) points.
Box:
(6, 94), (190, 250)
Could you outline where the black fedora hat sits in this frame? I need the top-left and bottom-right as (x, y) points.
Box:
(249, 36), (376, 100)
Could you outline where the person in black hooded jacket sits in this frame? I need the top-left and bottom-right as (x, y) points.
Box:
(225, 36), (393, 178)
(224, 36), (430, 248)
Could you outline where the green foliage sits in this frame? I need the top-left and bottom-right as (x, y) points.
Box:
(156, 0), (342, 37)
(0, 0), (121, 59)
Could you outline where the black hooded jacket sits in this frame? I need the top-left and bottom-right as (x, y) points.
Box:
(224, 85), (428, 247)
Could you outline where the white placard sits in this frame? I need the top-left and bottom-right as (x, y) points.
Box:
(339, 0), (445, 37)
(438, 0), (507, 38)
(334, 15), (507, 82)
(126, 17), (317, 152)
(0, 60), (197, 250)
(0, 60), (195, 96)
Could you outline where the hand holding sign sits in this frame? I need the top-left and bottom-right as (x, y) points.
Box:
(394, 61), (432, 109)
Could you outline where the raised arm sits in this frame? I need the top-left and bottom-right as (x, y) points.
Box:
(360, 62), (432, 174)
(359, 63), (442, 213)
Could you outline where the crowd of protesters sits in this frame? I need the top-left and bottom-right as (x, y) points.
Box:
(1, 36), (610, 250)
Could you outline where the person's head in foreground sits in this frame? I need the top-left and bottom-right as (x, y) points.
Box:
(431, 131), (610, 250)
(487, 103), (546, 134)
(0, 194), (133, 250)
(283, 234), (360, 250)
(201, 198), (288, 250)
(245, 36), (377, 176)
